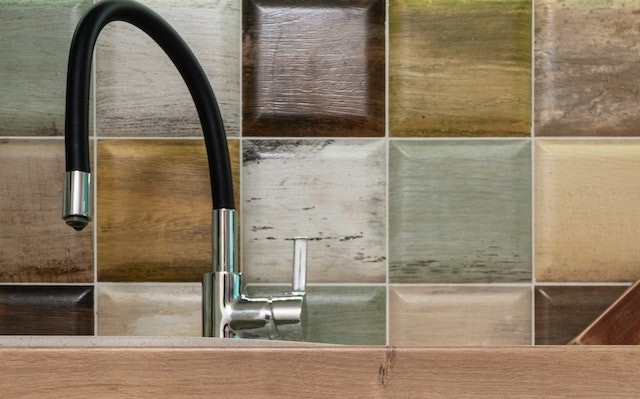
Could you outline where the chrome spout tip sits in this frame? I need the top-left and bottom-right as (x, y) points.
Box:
(64, 215), (90, 231)
(62, 170), (92, 230)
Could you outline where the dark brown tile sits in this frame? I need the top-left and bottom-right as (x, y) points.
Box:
(535, 285), (627, 345)
(0, 286), (93, 335)
(242, 0), (385, 137)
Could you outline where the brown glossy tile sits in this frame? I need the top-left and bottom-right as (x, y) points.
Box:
(535, 0), (640, 136)
(0, 140), (93, 282)
(97, 139), (240, 282)
(535, 285), (627, 345)
(0, 286), (93, 335)
(535, 140), (640, 282)
(243, 0), (385, 137)
(96, 0), (240, 137)
(389, 0), (531, 137)
(389, 286), (531, 346)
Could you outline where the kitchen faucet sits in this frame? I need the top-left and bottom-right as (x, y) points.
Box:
(61, 0), (307, 340)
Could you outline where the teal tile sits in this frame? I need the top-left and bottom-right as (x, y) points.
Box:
(389, 140), (531, 283)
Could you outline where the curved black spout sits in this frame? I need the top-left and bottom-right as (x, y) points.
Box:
(63, 0), (234, 230)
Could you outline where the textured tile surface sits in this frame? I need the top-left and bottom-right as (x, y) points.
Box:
(535, 0), (640, 136)
(0, 0), (92, 136)
(97, 283), (200, 336)
(242, 140), (386, 284)
(96, 0), (240, 137)
(97, 139), (240, 282)
(247, 285), (386, 344)
(389, 0), (531, 137)
(0, 140), (93, 282)
(243, 0), (385, 137)
(0, 286), (93, 335)
(535, 285), (627, 345)
(389, 140), (531, 283)
(389, 286), (531, 346)
(536, 140), (640, 282)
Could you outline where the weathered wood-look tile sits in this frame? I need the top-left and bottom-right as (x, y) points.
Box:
(389, 286), (531, 346)
(246, 285), (385, 344)
(0, 286), (93, 335)
(243, 0), (385, 137)
(96, 0), (240, 137)
(389, 140), (531, 283)
(242, 140), (386, 284)
(535, 140), (640, 282)
(0, 140), (93, 282)
(0, 0), (92, 136)
(97, 283), (200, 336)
(535, 0), (640, 136)
(97, 139), (240, 282)
(535, 285), (628, 345)
(389, 0), (531, 137)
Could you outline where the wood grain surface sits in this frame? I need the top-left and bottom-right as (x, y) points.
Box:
(243, 0), (385, 137)
(3, 346), (640, 398)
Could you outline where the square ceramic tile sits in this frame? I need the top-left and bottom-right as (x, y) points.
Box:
(389, 140), (531, 283)
(389, 0), (531, 137)
(97, 139), (240, 282)
(535, 0), (640, 136)
(535, 285), (627, 345)
(243, 0), (385, 137)
(96, 0), (240, 137)
(0, 0), (92, 136)
(535, 140), (640, 282)
(0, 140), (93, 282)
(242, 140), (386, 284)
(247, 285), (385, 344)
(389, 286), (531, 346)
(0, 286), (93, 335)
(97, 283), (200, 336)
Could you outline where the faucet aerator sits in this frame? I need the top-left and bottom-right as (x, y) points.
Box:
(64, 216), (89, 231)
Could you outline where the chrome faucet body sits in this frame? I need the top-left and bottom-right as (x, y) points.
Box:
(62, 0), (306, 340)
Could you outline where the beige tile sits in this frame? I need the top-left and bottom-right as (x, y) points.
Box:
(389, 286), (531, 346)
(97, 283), (200, 336)
(535, 140), (640, 282)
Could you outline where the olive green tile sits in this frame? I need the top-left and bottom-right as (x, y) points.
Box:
(389, 140), (531, 283)
(389, 0), (531, 137)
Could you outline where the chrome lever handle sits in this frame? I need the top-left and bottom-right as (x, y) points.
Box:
(292, 237), (307, 294)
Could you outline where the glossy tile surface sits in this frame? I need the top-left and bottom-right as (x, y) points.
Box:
(247, 285), (385, 344)
(0, 140), (93, 282)
(535, 285), (627, 345)
(389, 286), (531, 346)
(97, 283), (200, 336)
(97, 139), (240, 282)
(389, 0), (531, 137)
(243, 0), (385, 137)
(242, 140), (386, 284)
(0, 286), (93, 335)
(535, 0), (640, 136)
(535, 140), (640, 282)
(0, 0), (92, 136)
(389, 140), (531, 283)
(96, 0), (240, 137)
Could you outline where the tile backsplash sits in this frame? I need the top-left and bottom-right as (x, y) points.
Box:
(1, 0), (638, 345)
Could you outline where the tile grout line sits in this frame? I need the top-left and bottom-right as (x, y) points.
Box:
(92, 22), (99, 337)
(531, 0), (536, 346)
(384, 0), (390, 347)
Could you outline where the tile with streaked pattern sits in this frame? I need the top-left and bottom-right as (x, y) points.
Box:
(0, 140), (93, 282)
(535, 0), (640, 136)
(0, 0), (92, 136)
(389, 140), (531, 283)
(0, 286), (93, 335)
(97, 283), (200, 336)
(389, 286), (531, 346)
(97, 139), (239, 282)
(389, 0), (531, 137)
(242, 0), (385, 137)
(535, 285), (628, 345)
(96, 0), (240, 137)
(535, 140), (640, 282)
(242, 140), (386, 284)
(247, 285), (385, 345)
